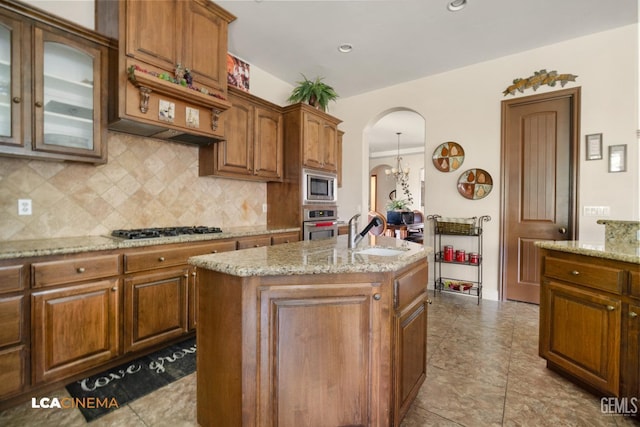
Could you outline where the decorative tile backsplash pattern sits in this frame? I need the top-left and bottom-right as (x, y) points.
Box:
(0, 132), (266, 241)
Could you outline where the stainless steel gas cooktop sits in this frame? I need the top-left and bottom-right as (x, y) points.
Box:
(111, 226), (222, 240)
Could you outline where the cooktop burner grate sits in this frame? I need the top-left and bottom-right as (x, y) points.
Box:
(111, 226), (222, 240)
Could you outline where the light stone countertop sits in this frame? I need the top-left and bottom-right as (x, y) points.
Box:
(534, 240), (640, 264)
(189, 235), (432, 277)
(0, 226), (300, 260)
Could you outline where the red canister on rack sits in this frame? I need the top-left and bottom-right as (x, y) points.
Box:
(443, 245), (454, 261)
(455, 249), (466, 263)
(469, 252), (479, 264)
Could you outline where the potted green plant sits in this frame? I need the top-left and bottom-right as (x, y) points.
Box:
(386, 198), (413, 225)
(287, 74), (339, 112)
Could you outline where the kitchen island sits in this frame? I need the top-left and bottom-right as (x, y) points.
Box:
(189, 235), (431, 427)
(535, 224), (639, 407)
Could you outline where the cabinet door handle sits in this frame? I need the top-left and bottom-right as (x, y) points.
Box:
(427, 298), (433, 305)
(12, 96), (21, 103)
(373, 293), (381, 301)
(630, 311), (638, 318)
(76, 267), (86, 273)
(184, 274), (189, 278)
(606, 305), (615, 311)
(158, 256), (165, 262)
(35, 101), (43, 108)
(558, 227), (567, 234)
(191, 272), (196, 277)
(111, 287), (117, 292)
(571, 270), (580, 275)
(211, 250), (218, 253)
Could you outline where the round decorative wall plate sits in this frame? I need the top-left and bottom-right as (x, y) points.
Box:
(432, 142), (465, 172)
(457, 168), (493, 200)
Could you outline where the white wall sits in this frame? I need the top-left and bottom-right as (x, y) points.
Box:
(335, 25), (639, 301)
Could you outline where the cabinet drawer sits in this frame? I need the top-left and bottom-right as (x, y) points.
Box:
(0, 296), (23, 347)
(271, 232), (299, 245)
(0, 346), (25, 398)
(0, 265), (25, 293)
(124, 241), (236, 273)
(395, 261), (428, 309)
(237, 235), (272, 250)
(630, 271), (640, 299)
(32, 254), (121, 288)
(543, 256), (625, 294)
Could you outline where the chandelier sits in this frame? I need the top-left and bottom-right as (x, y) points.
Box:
(385, 132), (410, 182)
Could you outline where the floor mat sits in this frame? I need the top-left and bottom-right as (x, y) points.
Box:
(65, 337), (196, 422)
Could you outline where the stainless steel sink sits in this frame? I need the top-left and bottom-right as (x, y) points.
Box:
(356, 247), (406, 257)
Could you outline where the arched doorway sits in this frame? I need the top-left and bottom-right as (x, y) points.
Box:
(366, 109), (426, 216)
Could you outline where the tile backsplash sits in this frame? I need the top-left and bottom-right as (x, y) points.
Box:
(0, 132), (266, 241)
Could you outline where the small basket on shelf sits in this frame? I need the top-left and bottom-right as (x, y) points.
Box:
(441, 280), (473, 292)
(435, 217), (476, 235)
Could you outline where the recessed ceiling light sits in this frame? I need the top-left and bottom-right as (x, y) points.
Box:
(447, 0), (467, 12)
(338, 43), (353, 53)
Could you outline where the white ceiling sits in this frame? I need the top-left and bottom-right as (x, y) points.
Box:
(217, 0), (637, 154)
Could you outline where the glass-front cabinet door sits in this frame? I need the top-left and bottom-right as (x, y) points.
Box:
(33, 27), (102, 158)
(0, 14), (22, 147)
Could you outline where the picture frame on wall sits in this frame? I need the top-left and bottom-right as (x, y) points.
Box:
(227, 53), (250, 92)
(585, 133), (603, 160)
(608, 144), (627, 173)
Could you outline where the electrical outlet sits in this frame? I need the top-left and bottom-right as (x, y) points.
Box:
(18, 199), (32, 216)
(262, 203), (267, 213)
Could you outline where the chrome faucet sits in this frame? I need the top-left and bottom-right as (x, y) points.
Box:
(348, 214), (361, 248)
(348, 213), (383, 248)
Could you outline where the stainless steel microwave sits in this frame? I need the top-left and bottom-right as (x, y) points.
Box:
(302, 168), (337, 204)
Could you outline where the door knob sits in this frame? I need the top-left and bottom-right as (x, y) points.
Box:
(558, 227), (567, 234)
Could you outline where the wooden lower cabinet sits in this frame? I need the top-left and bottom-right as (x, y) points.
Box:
(627, 303), (640, 402)
(0, 346), (25, 398)
(124, 268), (189, 353)
(257, 282), (384, 426)
(393, 262), (429, 424)
(197, 258), (429, 426)
(31, 279), (119, 384)
(540, 280), (621, 395)
(539, 248), (639, 404)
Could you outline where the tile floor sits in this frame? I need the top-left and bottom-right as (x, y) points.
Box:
(1, 292), (637, 426)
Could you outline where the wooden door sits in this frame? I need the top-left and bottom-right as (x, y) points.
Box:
(539, 280), (621, 395)
(32, 279), (119, 384)
(0, 12), (24, 147)
(628, 303), (640, 401)
(217, 94), (253, 176)
(125, 0), (179, 71)
(394, 297), (427, 425)
(181, 0), (228, 92)
(258, 282), (387, 426)
(124, 268), (188, 353)
(322, 119), (338, 172)
(253, 105), (283, 180)
(302, 111), (324, 169)
(501, 88), (579, 303)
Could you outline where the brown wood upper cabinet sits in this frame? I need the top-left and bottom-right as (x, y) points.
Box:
(96, 0), (235, 141)
(0, 2), (110, 163)
(199, 87), (283, 181)
(283, 103), (342, 174)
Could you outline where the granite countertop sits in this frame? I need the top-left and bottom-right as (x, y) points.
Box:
(0, 226), (300, 260)
(189, 235), (431, 277)
(534, 240), (640, 264)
